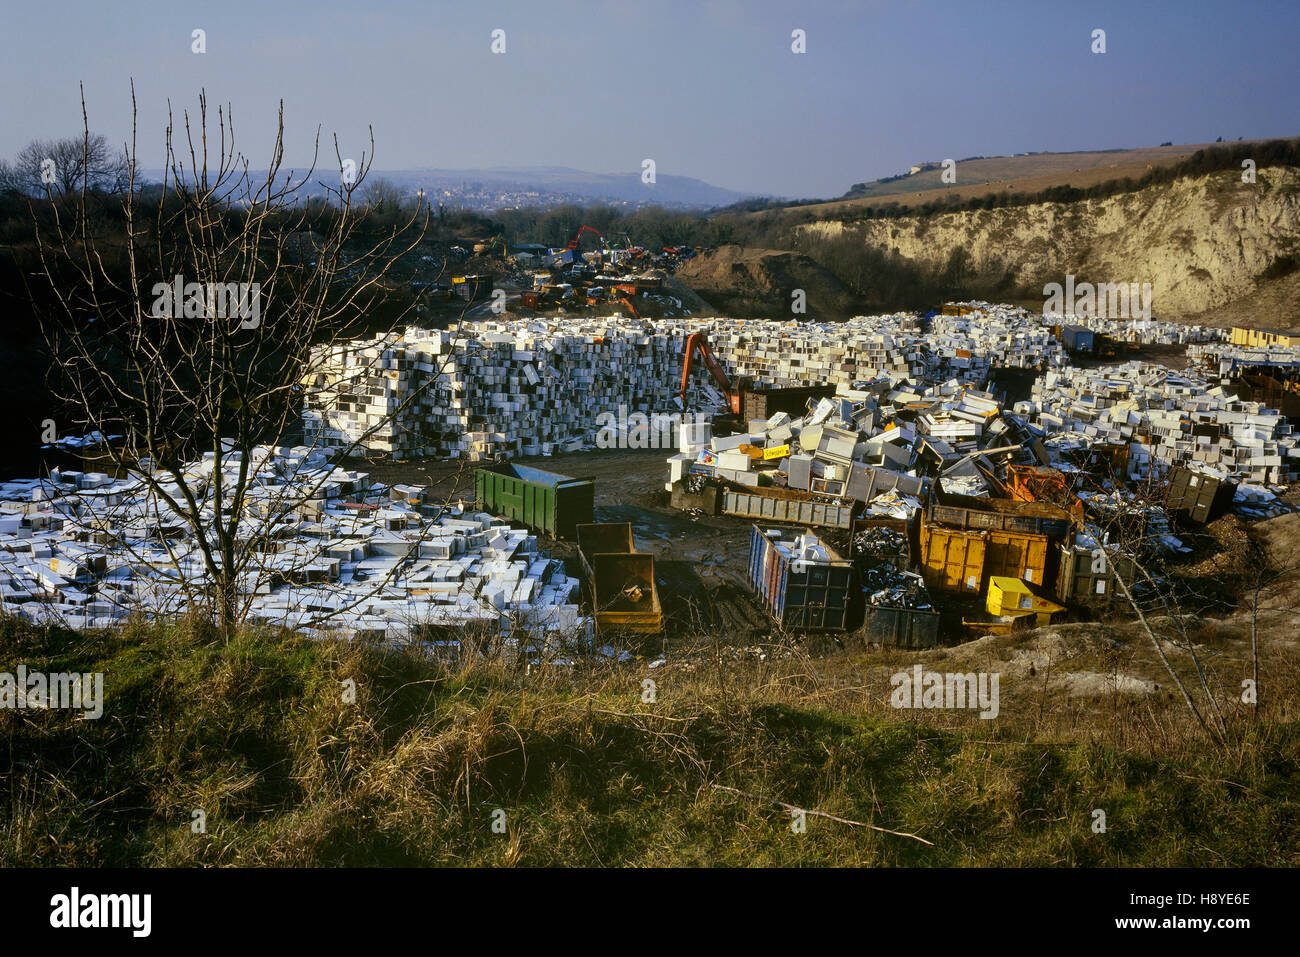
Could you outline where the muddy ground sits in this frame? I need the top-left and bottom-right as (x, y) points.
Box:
(361, 448), (774, 649)
(359, 443), (1295, 662)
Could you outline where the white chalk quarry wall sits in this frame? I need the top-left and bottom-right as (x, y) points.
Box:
(797, 168), (1300, 318)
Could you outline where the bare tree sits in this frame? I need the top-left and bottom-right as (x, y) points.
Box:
(1238, 525), (1300, 720)
(1078, 468), (1261, 745)
(361, 176), (405, 214)
(9, 132), (127, 196)
(28, 86), (481, 638)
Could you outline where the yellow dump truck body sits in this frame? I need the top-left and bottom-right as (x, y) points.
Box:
(987, 576), (1065, 625)
(921, 525), (987, 595)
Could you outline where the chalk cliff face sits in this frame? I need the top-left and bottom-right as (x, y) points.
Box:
(797, 168), (1300, 319)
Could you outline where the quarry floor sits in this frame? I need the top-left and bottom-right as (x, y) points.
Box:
(366, 440), (1293, 639)
(362, 447), (774, 647)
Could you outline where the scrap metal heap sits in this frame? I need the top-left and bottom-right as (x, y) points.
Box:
(671, 306), (1298, 642)
(667, 379), (1041, 515)
(855, 523), (931, 611)
(1188, 341), (1300, 375)
(1044, 313), (1226, 347)
(1025, 361), (1299, 486)
(11, 303), (1298, 648)
(302, 304), (1101, 461)
(0, 444), (590, 644)
(670, 336), (1297, 527)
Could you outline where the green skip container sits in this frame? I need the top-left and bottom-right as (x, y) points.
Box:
(474, 463), (594, 540)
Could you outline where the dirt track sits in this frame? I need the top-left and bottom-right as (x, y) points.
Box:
(360, 447), (773, 647)
(357, 440), (1298, 662)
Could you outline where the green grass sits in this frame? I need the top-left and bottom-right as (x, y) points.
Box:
(1, 615), (1296, 866)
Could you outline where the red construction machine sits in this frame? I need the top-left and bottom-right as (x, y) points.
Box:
(679, 332), (742, 415)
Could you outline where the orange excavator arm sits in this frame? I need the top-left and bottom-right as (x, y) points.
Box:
(566, 224), (606, 251)
(680, 332), (741, 414)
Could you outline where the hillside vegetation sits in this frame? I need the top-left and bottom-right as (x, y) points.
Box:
(838, 142), (1230, 205)
(3, 613), (1298, 867)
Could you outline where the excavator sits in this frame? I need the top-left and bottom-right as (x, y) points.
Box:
(472, 235), (506, 256)
(565, 224), (607, 252)
(616, 295), (641, 319)
(679, 332), (742, 415)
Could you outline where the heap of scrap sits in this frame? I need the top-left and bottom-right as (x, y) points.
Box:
(667, 378), (1040, 525)
(302, 304), (1091, 460)
(671, 316), (1297, 640)
(0, 444), (589, 643)
(1024, 361), (1299, 485)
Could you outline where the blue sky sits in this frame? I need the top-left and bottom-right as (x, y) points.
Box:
(1, 0), (1295, 198)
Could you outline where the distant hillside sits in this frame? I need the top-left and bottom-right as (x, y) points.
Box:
(401, 166), (760, 209)
(670, 142), (1300, 322)
(137, 165), (759, 211)
(819, 140), (1288, 215)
